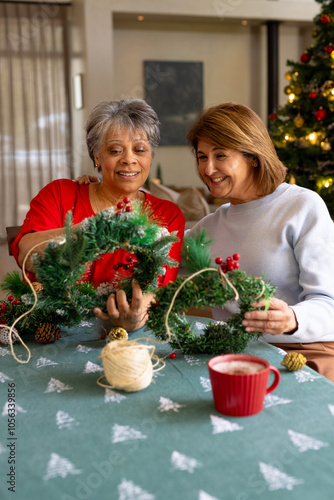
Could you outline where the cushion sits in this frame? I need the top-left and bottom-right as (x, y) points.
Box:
(148, 181), (180, 203)
(177, 187), (210, 220)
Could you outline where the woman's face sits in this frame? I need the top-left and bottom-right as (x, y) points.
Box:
(196, 140), (258, 205)
(95, 127), (152, 197)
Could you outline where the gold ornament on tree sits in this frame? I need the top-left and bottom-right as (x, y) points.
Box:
(293, 112), (304, 128)
(321, 139), (332, 151)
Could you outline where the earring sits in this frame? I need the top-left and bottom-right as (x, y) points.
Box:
(253, 162), (259, 168)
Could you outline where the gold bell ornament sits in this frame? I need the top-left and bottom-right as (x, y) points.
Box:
(293, 113), (304, 128)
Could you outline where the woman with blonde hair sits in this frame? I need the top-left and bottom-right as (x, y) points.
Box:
(187, 102), (334, 381)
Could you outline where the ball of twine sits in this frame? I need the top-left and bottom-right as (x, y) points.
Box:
(97, 339), (163, 392)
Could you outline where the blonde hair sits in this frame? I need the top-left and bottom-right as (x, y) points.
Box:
(187, 102), (286, 196)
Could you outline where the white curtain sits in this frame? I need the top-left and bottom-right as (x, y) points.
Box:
(0, 1), (71, 239)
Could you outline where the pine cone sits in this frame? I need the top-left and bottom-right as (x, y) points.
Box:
(281, 352), (307, 371)
(35, 323), (61, 344)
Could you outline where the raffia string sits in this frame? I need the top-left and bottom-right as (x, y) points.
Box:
(97, 339), (165, 392)
(164, 267), (240, 342)
(8, 236), (66, 364)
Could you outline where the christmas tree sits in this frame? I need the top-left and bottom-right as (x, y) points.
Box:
(269, 0), (334, 215)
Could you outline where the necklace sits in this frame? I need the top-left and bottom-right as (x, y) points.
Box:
(93, 184), (143, 214)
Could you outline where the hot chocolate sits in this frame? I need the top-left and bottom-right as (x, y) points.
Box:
(213, 360), (264, 375)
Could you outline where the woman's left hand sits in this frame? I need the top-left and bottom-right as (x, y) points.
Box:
(242, 297), (298, 335)
(93, 280), (155, 332)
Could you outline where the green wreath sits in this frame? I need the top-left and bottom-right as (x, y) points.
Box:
(0, 201), (179, 334)
(146, 231), (277, 355)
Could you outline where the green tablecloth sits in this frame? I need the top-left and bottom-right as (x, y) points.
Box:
(1, 317), (334, 500)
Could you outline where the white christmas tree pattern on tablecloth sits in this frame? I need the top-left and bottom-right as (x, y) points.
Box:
(76, 344), (93, 353)
(36, 356), (58, 368)
(83, 360), (104, 374)
(56, 410), (79, 430)
(104, 388), (126, 404)
(210, 415), (243, 434)
(199, 491), (221, 500)
(264, 394), (292, 408)
(118, 478), (155, 500)
(2, 401), (27, 416)
(44, 378), (73, 394)
(184, 354), (201, 365)
(0, 372), (13, 383)
(288, 429), (329, 452)
(112, 424), (147, 444)
(259, 462), (304, 491)
(158, 396), (185, 412)
(295, 370), (322, 383)
(200, 376), (212, 392)
(0, 347), (10, 356)
(171, 450), (202, 474)
(44, 452), (82, 480)
(328, 404), (334, 416)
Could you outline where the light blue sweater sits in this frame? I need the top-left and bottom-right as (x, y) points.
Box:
(188, 183), (334, 343)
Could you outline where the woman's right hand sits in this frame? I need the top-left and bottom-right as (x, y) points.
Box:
(74, 175), (100, 185)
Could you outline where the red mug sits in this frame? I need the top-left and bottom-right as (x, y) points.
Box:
(208, 354), (281, 417)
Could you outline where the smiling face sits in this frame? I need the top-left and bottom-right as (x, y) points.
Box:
(94, 127), (152, 199)
(196, 140), (258, 205)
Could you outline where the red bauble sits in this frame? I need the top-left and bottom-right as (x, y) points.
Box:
(308, 91), (318, 100)
(300, 52), (311, 64)
(320, 15), (330, 24)
(325, 45), (334, 54)
(268, 113), (277, 121)
(315, 108), (327, 121)
(170, 352), (176, 359)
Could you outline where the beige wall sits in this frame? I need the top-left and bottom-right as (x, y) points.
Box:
(69, 0), (318, 186)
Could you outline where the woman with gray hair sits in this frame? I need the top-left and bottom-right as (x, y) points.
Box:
(12, 99), (185, 332)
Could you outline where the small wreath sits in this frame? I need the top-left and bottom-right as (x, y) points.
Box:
(0, 200), (179, 332)
(146, 231), (277, 355)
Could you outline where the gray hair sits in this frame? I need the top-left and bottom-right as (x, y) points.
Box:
(85, 99), (160, 166)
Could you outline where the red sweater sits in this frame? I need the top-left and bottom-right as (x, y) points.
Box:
(12, 179), (185, 288)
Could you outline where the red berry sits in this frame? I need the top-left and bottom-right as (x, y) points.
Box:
(227, 262), (234, 271)
(0, 319), (6, 324)
(221, 264), (228, 273)
(116, 211), (122, 216)
(12, 299), (20, 305)
(0, 304), (5, 311)
(7, 296), (14, 302)
(5, 305), (10, 310)
(128, 265), (135, 273)
(268, 113), (277, 121)
(170, 352), (176, 359)
(215, 257), (223, 265)
(234, 262), (240, 269)
(117, 202), (124, 209)
(123, 196), (130, 204)
(125, 206), (132, 212)
(226, 256), (233, 262)
(113, 264), (119, 270)
(125, 255), (133, 262)
(123, 264), (129, 270)
(101, 334), (106, 339)
(233, 253), (240, 261)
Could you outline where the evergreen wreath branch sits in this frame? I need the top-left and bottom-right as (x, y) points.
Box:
(146, 230), (277, 355)
(0, 201), (179, 335)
